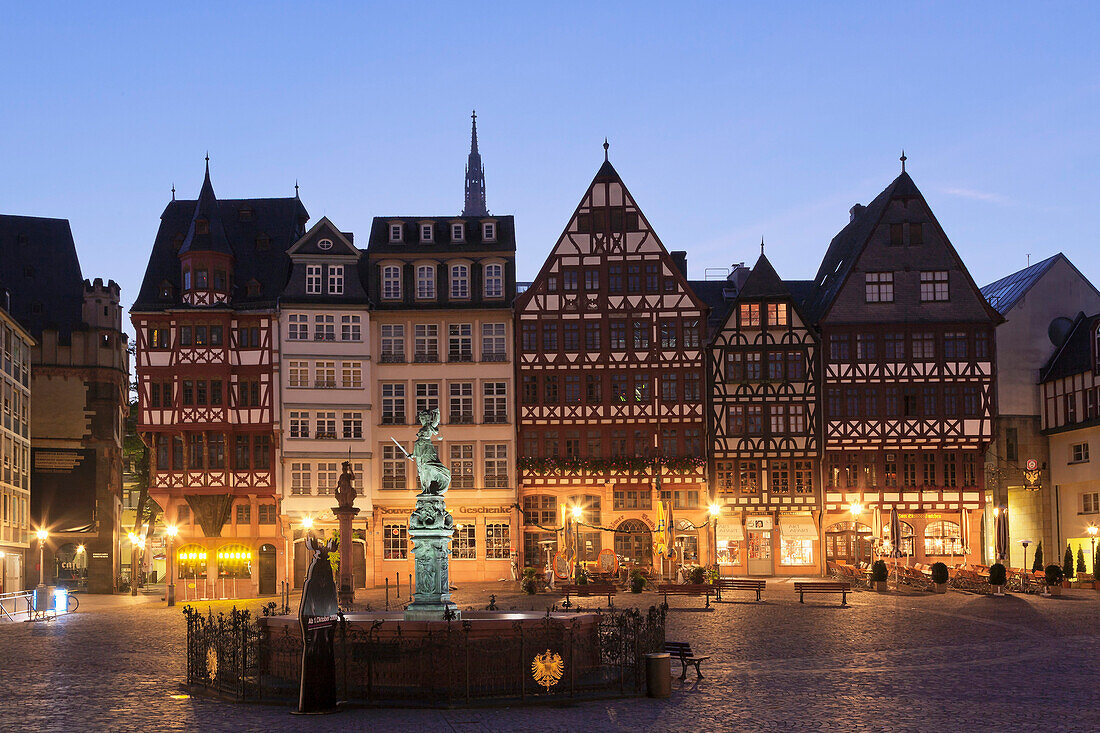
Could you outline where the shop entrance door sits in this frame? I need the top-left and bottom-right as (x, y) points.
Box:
(746, 516), (774, 575)
(258, 544), (276, 595)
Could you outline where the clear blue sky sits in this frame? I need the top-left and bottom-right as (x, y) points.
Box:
(2, 3), (1098, 311)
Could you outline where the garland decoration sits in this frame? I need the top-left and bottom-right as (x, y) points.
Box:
(517, 455), (707, 475)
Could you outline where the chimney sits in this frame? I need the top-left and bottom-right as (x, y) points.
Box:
(849, 203), (864, 222)
(727, 262), (751, 292)
(671, 251), (688, 279)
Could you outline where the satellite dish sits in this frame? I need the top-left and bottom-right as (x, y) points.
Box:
(1048, 317), (1075, 347)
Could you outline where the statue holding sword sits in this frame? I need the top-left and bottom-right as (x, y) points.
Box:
(392, 408), (451, 496)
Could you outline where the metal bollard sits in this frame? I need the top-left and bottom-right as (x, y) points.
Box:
(396, 573), (401, 599)
(385, 578), (390, 609)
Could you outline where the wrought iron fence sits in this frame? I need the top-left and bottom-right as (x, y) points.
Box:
(183, 605), (665, 705)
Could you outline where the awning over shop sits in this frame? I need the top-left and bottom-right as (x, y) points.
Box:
(716, 516), (744, 542)
(779, 514), (817, 539)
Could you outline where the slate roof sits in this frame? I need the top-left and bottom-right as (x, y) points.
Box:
(0, 214), (86, 338)
(1040, 311), (1097, 383)
(178, 161), (233, 256)
(980, 253), (1096, 316)
(803, 172), (919, 322)
(687, 280), (732, 338)
(365, 215), (516, 255)
(737, 254), (788, 299)
(133, 194), (309, 312)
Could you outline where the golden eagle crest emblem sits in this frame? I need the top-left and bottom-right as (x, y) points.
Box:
(531, 649), (564, 690)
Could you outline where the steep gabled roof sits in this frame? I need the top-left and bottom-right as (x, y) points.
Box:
(133, 194), (308, 312)
(0, 214), (85, 338)
(737, 253), (788, 299)
(980, 253), (1099, 316)
(804, 170), (1001, 325)
(1040, 311), (1097, 383)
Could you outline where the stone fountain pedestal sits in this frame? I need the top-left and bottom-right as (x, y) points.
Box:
(332, 505), (359, 608)
(404, 494), (460, 621)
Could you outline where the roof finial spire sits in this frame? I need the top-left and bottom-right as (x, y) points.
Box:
(171, 182), (175, 201)
(463, 111), (488, 216)
(761, 236), (765, 256)
(900, 149), (907, 173)
(603, 138), (609, 161)
(294, 179), (300, 198)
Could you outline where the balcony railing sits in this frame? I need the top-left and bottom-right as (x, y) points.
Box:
(448, 352), (474, 363)
(484, 475), (510, 489)
(481, 352), (507, 362)
(450, 413), (474, 424)
(381, 414), (406, 425)
(314, 380), (336, 389)
(313, 333), (336, 341)
(483, 411), (509, 424)
(315, 432), (337, 440)
(379, 353), (405, 364)
(414, 352), (440, 363)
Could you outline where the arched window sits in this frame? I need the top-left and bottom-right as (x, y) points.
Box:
(568, 494), (602, 557)
(483, 263), (503, 298)
(177, 544), (208, 579)
(217, 544), (253, 578)
(924, 521), (963, 556)
(381, 265), (402, 300)
(416, 265), (436, 299)
(614, 519), (653, 567)
(882, 520), (916, 557)
(450, 264), (470, 299)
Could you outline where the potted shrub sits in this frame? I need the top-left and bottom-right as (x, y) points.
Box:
(1076, 547), (1087, 580)
(1063, 544), (1075, 587)
(1045, 564), (1064, 596)
(988, 563), (1007, 596)
(1031, 541), (1043, 573)
(705, 566), (719, 585)
(576, 565), (589, 586)
(688, 565), (706, 585)
(930, 562), (949, 593)
(629, 569), (646, 593)
(521, 567), (539, 595)
(871, 560), (889, 592)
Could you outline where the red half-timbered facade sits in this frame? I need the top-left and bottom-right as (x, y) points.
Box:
(515, 152), (709, 572)
(805, 166), (1001, 568)
(131, 161), (308, 598)
(705, 254), (821, 576)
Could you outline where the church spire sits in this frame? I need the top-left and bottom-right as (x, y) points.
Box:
(462, 110), (488, 217)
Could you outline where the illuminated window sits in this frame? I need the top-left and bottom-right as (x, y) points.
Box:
(452, 524), (476, 559)
(924, 521), (963, 556)
(384, 524), (408, 559)
(780, 539), (814, 566)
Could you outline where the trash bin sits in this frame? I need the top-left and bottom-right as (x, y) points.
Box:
(645, 652), (671, 698)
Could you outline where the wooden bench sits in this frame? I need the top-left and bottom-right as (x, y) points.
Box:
(664, 641), (711, 679)
(794, 581), (851, 606)
(657, 583), (714, 609)
(559, 583), (617, 608)
(714, 578), (766, 602)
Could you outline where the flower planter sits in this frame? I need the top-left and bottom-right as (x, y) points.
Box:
(933, 582), (947, 594)
(1048, 585), (1062, 596)
(873, 581), (888, 592)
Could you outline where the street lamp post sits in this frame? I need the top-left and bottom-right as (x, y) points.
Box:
(1088, 525), (1098, 578)
(708, 504), (721, 570)
(128, 531), (146, 596)
(165, 525), (179, 606)
(34, 529), (48, 615)
(571, 505), (583, 583)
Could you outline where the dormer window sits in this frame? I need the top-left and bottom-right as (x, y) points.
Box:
(159, 281), (175, 299)
(389, 224), (403, 243)
(328, 265), (344, 295)
(452, 223), (464, 242)
(172, 234), (185, 252)
(306, 265), (322, 295)
(238, 207), (254, 222)
(255, 233), (270, 251)
(318, 238), (333, 251)
(196, 219), (210, 235)
(417, 265), (436, 299)
(196, 269), (209, 289)
(183, 269), (192, 290)
(451, 264), (470, 299)
(246, 279), (261, 297)
(213, 270), (227, 291)
(482, 222), (496, 242)
(420, 224), (434, 243)
(382, 265), (402, 300)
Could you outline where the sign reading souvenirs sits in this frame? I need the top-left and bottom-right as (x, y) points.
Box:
(296, 536), (339, 714)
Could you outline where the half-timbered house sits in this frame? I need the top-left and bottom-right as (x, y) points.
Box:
(132, 161), (308, 598)
(805, 162), (1000, 568)
(705, 253), (821, 576)
(515, 148), (709, 574)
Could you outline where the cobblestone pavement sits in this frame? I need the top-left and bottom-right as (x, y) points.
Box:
(2, 578), (1098, 732)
